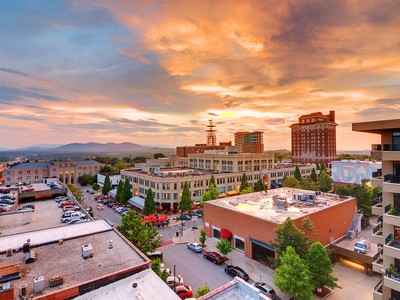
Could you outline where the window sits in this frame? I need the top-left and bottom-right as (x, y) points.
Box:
(212, 227), (220, 239)
(234, 236), (245, 252)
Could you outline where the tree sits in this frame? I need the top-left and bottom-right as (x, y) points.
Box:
(209, 175), (216, 187)
(133, 156), (147, 163)
(151, 258), (169, 282)
(318, 170), (333, 192)
(301, 217), (315, 234)
(208, 183), (220, 200)
(300, 178), (317, 191)
(122, 178), (132, 204)
(282, 176), (301, 188)
(294, 165), (302, 182)
(92, 182), (99, 191)
(240, 187), (253, 194)
(320, 163), (326, 173)
(274, 246), (314, 300)
(335, 185), (350, 196)
(179, 181), (192, 212)
(316, 163), (320, 170)
(239, 173), (250, 192)
(272, 217), (310, 263)
(196, 285), (210, 298)
(115, 180), (125, 203)
(67, 183), (83, 203)
(306, 242), (337, 290)
(199, 229), (207, 246)
(100, 165), (118, 174)
(114, 160), (127, 171)
(117, 210), (160, 253)
(202, 191), (212, 202)
(310, 168), (318, 182)
(254, 179), (265, 192)
(102, 174), (112, 195)
(216, 238), (232, 258)
(143, 188), (156, 215)
(153, 153), (166, 159)
(78, 174), (94, 186)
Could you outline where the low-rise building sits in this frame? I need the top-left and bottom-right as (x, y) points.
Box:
(203, 188), (357, 265)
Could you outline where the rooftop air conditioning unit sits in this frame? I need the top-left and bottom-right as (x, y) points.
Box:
(82, 244), (93, 259)
(33, 276), (45, 293)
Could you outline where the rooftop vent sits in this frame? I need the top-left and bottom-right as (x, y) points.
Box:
(82, 244), (93, 259)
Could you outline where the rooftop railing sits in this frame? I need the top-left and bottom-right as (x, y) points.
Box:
(384, 174), (400, 184)
(372, 144), (400, 151)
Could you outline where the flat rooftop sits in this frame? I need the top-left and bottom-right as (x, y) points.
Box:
(74, 268), (180, 300)
(2, 226), (147, 297)
(352, 119), (400, 134)
(205, 188), (355, 224)
(124, 168), (218, 178)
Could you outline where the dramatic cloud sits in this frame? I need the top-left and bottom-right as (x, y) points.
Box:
(0, 0), (398, 149)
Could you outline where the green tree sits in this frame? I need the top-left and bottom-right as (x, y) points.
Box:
(282, 176), (301, 188)
(102, 174), (112, 195)
(100, 165), (118, 174)
(301, 217), (315, 234)
(179, 181), (192, 212)
(320, 163), (326, 173)
(115, 180), (125, 203)
(294, 165), (302, 182)
(78, 174), (94, 186)
(143, 188), (156, 215)
(254, 179), (265, 192)
(92, 182), (99, 191)
(335, 185), (350, 196)
(208, 183), (220, 200)
(150, 258), (169, 282)
(67, 183), (83, 203)
(318, 170), (333, 192)
(310, 168), (318, 182)
(209, 175), (216, 187)
(316, 163), (320, 170)
(133, 156), (147, 163)
(196, 285), (210, 298)
(216, 238), (232, 258)
(239, 173), (250, 192)
(122, 178), (132, 204)
(114, 160), (127, 171)
(199, 229), (207, 246)
(306, 242), (337, 290)
(240, 187), (253, 194)
(272, 217), (310, 263)
(301, 178), (317, 191)
(153, 153), (166, 159)
(274, 246), (314, 300)
(117, 211), (160, 253)
(202, 191), (212, 202)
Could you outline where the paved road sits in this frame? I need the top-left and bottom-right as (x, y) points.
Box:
(160, 243), (232, 295)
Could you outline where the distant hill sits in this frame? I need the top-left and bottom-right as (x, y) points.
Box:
(56, 142), (145, 153)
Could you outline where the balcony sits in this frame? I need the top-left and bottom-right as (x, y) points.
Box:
(383, 235), (400, 258)
(372, 196), (383, 216)
(372, 144), (400, 160)
(384, 265), (400, 293)
(384, 206), (400, 227)
(373, 280), (383, 300)
(371, 223), (384, 244)
(372, 171), (383, 188)
(383, 174), (400, 193)
(372, 249), (383, 273)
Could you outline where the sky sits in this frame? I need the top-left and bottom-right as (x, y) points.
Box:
(1, 0), (399, 150)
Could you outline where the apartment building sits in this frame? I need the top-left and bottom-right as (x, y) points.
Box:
(234, 131), (264, 153)
(353, 119), (400, 300)
(291, 111), (337, 165)
(6, 160), (104, 186)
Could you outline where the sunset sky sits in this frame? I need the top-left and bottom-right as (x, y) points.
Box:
(1, 0), (399, 150)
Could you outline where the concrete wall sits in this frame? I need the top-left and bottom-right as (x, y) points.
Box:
(0, 210), (34, 228)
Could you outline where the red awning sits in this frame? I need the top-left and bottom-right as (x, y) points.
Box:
(220, 228), (232, 240)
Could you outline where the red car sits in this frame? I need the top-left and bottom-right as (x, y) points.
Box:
(175, 285), (192, 299)
(203, 251), (223, 264)
(0, 188), (10, 194)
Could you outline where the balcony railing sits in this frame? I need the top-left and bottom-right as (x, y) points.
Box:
(372, 196), (382, 206)
(373, 223), (383, 235)
(372, 144), (400, 151)
(386, 238), (400, 250)
(372, 170), (382, 178)
(374, 280), (383, 293)
(373, 248), (383, 263)
(384, 174), (400, 184)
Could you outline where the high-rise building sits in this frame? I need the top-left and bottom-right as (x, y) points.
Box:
(234, 131), (264, 154)
(353, 119), (400, 300)
(290, 110), (337, 165)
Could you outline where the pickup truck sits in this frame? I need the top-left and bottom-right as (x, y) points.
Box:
(61, 212), (86, 223)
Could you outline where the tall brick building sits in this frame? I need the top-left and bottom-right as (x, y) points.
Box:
(290, 111), (337, 165)
(234, 131), (264, 154)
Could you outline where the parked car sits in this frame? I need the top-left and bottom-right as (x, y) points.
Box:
(97, 204), (104, 210)
(1, 195), (15, 200)
(254, 282), (277, 299)
(203, 251), (223, 264)
(103, 200), (112, 205)
(175, 285), (193, 299)
(0, 199), (15, 205)
(121, 210), (129, 216)
(119, 208), (129, 214)
(0, 207), (11, 213)
(18, 204), (35, 211)
(224, 265), (249, 281)
(63, 205), (80, 212)
(166, 275), (184, 289)
(61, 212), (86, 223)
(89, 190), (95, 194)
(0, 203), (12, 209)
(59, 201), (74, 208)
(196, 209), (204, 217)
(179, 214), (191, 221)
(188, 211), (202, 218)
(0, 188), (10, 194)
(55, 196), (69, 203)
(21, 186), (35, 192)
(187, 242), (203, 253)
(67, 219), (86, 225)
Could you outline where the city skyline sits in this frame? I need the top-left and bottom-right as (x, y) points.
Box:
(1, 1), (399, 150)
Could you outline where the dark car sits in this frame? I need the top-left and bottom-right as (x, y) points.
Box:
(1, 195), (15, 200)
(224, 265), (249, 281)
(203, 251), (223, 264)
(0, 199), (15, 205)
(254, 282), (277, 299)
(188, 211), (202, 218)
(179, 214), (191, 221)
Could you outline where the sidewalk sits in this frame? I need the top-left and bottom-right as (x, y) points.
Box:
(171, 225), (380, 300)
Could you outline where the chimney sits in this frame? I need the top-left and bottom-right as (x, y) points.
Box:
(329, 110), (335, 122)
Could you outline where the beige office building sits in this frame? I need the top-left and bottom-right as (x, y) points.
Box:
(353, 119), (400, 300)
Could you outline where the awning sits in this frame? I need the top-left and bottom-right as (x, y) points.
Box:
(220, 228), (233, 240)
(128, 196), (145, 210)
(108, 189), (117, 197)
(249, 238), (274, 251)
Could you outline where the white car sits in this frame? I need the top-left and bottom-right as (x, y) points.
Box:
(61, 212), (85, 223)
(55, 196), (69, 203)
(187, 242), (203, 253)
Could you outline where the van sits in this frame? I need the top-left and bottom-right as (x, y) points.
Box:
(146, 251), (163, 262)
(354, 238), (371, 254)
